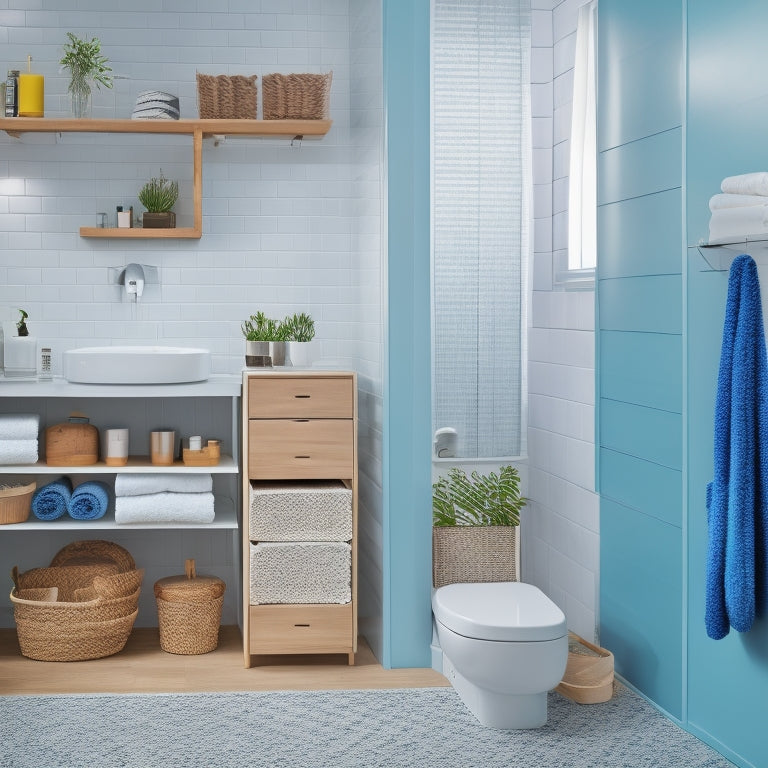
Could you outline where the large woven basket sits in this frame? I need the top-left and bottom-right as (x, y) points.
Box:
(196, 73), (258, 119)
(0, 478), (36, 525)
(262, 72), (332, 120)
(49, 539), (136, 572)
(155, 559), (225, 655)
(432, 526), (520, 588)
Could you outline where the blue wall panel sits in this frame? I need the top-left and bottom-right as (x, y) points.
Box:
(600, 448), (682, 528)
(597, 0), (683, 151)
(600, 399), (682, 471)
(598, 129), (682, 206)
(600, 331), (682, 413)
(599, 275), (682, 334)
(598, 189), (682, 279)
(601, 499), (683, 719)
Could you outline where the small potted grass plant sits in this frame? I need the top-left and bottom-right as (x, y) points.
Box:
(432, 465), (526, 588)
(242, 311), (284, 367)
(138, 170), (179, 228)
(59, 32), (113, 118)
(283, 312), (315, 368)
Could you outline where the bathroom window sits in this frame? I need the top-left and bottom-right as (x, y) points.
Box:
(431, 0), (531, 459)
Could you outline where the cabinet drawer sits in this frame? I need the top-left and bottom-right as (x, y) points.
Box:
(248, 419), (353, 479)
(249, 603), (353, 654)
(248, 376), (353, 419)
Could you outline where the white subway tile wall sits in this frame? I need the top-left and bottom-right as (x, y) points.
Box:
(0, 0), (384, 634)
(527, 0), (598, 643)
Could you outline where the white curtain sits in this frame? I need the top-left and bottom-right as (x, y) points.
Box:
(432, 0), (531, 459)
(568, 0), (597, 271)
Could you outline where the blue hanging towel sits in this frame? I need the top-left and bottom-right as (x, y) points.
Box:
(706, 253), (768, 639)
(30, 477), (72, 521)
(68, 480), (110, 521)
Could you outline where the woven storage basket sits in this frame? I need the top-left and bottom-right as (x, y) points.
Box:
(14, 563), (121, 601)
(262, 71), (332, 120)
(0, 478), (36, 525)
(10, 586), (139, 625)
(196, 73), (257, 119)
(49, 539), (136, 572)
(154, 559), (225, 655)
(14, 608), (138, 662)
(432, 526), (520, 588)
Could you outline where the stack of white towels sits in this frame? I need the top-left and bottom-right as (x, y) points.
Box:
(709, 172), (768, 244)
(0, 413), (39, 465)
(114, 473), (215, 525)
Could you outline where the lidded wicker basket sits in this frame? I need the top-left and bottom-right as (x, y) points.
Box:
(0, 477), (36, 525)
(262, 71), (332, 120)
(196, 73), (258, 119)
(154, 559), (225, 655)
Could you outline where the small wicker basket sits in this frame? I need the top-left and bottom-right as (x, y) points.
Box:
(196, 73), (258, 119)
(262, 71), (332, 120)
(154, 559), (225, 655)
(432, 525), (520, 588)
(0, 478), (36, 525)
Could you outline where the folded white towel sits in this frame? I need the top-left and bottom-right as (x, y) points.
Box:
(114, 473), (213, 497)
(0, 439), (38, 465)
(709, 205), (768, 244)
(709, 193), (768, 211)
(721, 172), (768, 197)
(0, 414), (40, 441)
(114, 491), (215, 524)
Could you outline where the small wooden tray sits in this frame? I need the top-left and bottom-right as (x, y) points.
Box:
(555, 632), (614, 704)
(182, 440), (221, 466)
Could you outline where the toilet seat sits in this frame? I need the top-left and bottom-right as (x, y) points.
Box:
(432, 582), (566, 642)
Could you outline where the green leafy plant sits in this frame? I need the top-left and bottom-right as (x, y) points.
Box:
(59, 32), (113, 93)
(432, 465), (525, 527)
(16, 309), (29, 337)
(283, 312), (315, 342)
(138, 171), (179, 213)
(241, 311), (286, 342)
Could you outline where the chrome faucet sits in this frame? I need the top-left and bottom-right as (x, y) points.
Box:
(124, 263), (145, 301)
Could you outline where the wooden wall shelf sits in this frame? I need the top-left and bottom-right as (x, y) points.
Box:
(0, 118), (332, 240)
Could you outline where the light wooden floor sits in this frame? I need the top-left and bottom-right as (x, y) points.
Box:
(0, 626), (449, 695)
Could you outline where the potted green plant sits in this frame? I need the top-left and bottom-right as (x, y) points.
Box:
(242, 311), (284, 367)
(282, 311), (316, 367)
(59, 32), (113, 118)
(432, 465), (526, 588)
(138, 171), (179, 228)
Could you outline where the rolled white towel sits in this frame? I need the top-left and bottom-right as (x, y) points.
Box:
(115, 491), (215, 524)
(709, 193), (768, 211)
(0, 439), (38, 465)
(708, 205), (768, 244)
(114, 473), (213, 497)
(721, 172), (768, 197)
(0, 413), (40, 441)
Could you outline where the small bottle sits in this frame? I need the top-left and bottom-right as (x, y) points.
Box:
(5, 69), (19, 117)
(39, 346), (52, 380)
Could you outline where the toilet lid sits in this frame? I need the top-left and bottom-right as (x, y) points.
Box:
(432, 582), (567, 642)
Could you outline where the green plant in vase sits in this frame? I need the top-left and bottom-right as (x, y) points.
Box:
(59, 32), (113, 118)
(138, 170), (179, 228)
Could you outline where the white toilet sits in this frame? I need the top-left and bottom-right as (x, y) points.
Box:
(432, 581), (568, 729)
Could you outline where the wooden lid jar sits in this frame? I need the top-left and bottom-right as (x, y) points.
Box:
(45, 413), (99, 466)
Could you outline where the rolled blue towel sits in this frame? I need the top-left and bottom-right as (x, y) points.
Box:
(68, 481), (110, 521)
(31, 477), (73, 521)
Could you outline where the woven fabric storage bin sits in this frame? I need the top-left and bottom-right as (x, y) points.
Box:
(154, 559), (225, 655)
(249, 541), (351, 605)
(432, 526), (520, 588)
(262, 72), (332, 120)
(249, 481), (352, 542)
(0, 477), (35, 525)
(196, 73), (257, 119)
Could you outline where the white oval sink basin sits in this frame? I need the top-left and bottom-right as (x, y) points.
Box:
(63, 346), (211, 385)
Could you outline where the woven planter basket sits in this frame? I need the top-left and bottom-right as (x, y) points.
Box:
(432, 526), (520, 588)
(196, 73), (257, 119)
(262, 71), (332, 120)
(0, 478), (36, 525)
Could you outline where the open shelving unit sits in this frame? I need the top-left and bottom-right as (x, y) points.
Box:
(0, 117), (332, 239)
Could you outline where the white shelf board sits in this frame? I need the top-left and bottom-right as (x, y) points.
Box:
(0, 455), (238, 475)
(2, 497), (237, 531)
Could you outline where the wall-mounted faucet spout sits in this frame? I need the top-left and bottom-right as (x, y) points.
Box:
(122, 263), (146, 302)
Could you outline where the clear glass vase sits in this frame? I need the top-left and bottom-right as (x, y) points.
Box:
(70, 83), (92, 119)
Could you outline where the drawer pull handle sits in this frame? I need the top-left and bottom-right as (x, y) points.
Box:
(293, 419), (310, 423)
(294, 623), (311, 627)
(295, 455), (311, 459)
(295, 394), (311, 399)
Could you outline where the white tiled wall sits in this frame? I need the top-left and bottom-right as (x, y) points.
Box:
(526, 0), (599, 642)
(0, 1), (384, 639)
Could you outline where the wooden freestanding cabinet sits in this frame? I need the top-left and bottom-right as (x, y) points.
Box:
(242, 370), (357, 667)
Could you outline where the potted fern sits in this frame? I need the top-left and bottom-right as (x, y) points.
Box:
(59, 32), (113, 118)
(138, 171), (179, 228)
(432, 465), (526, 588)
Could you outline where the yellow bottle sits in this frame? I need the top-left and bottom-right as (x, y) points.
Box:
(18, 56), (43, 118)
